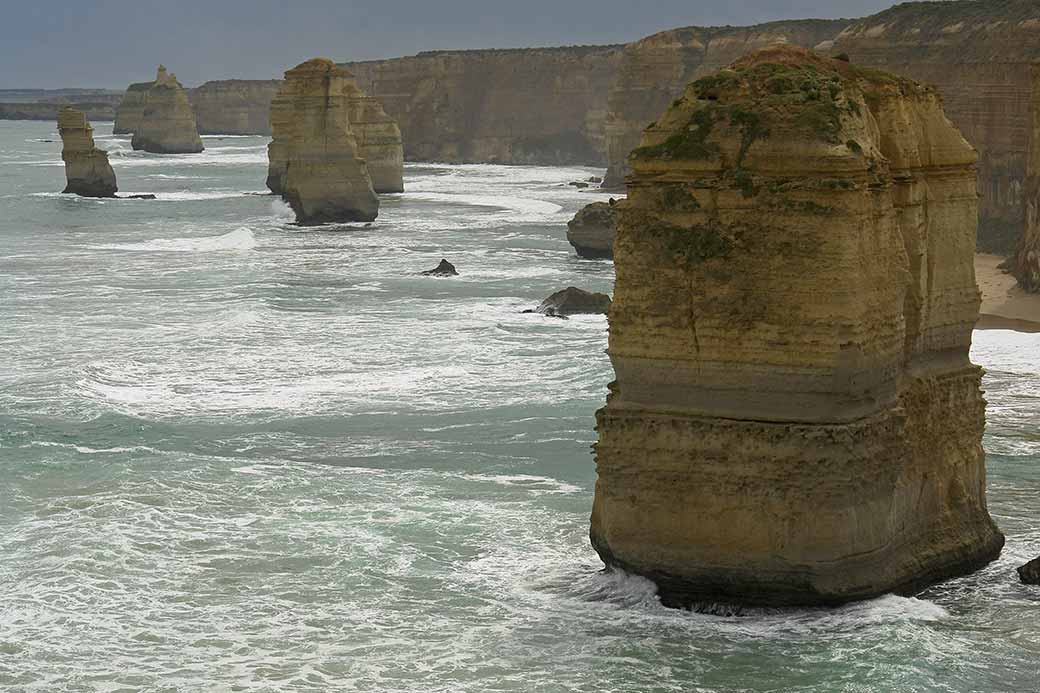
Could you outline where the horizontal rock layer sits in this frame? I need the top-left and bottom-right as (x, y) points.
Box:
(592, 47), (1003, 606)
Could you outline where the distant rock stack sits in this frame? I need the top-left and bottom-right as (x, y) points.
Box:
(1013, 65), (1040, 293)
(267, 58), (379, 224)
(567, 201), (617, 259)
(112, 81), (151, 134)
(590, 47), (1004, 607)
(131, 66), (204, 154)
(191, 79), (281, 135)
(57, 106), (117, 197)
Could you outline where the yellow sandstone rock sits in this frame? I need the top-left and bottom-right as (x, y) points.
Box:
(591, 46), (1004, 607)
(267, 59), (379, 224)
(1014, 65), (1040, 292)
(131, 66), (204, 154)
(57, 106), (117, 198)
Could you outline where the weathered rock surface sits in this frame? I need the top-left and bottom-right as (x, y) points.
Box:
(591, 47), (1004, 607)
(1012, 66), (1040, 293)
(601, 20), (850, 189)
(343, 46), (624, 165)
(567, 201), (618, 259)
(191, 80), (281, 135)
(57, 107), (117, 197)
(269, 59), (378, 225)
(829, 1), (1040, 254)
(131, 67), (204, 154)
(113, 81), (150, 134)
(1019, 557), (1040, 585)
(530, 287), (611, 315)
(421, 259), (458, 276)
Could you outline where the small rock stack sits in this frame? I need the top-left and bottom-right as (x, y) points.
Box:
(57, 106), (117, 197)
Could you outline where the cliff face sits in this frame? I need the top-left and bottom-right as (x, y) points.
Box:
(58, 106), (117, 197)
(268, 67), (403, 195)
(0, 102), (116, 122)
(829, 0), (1040, 254)
(270, 59), (379, 224)
(601, 20), (851, 188)
(1014, 66), (1040, 292)
(591, 46), (1003, 607)
(113, 82), (150, 134)
(343, 46), (624, 165)
(190, 79), (281, 135)
(131, 66), (204, 154)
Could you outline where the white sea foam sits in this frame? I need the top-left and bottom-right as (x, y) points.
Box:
(89, 227), (257, 252)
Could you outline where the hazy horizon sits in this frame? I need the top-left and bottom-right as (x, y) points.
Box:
(1, 0), (898, 90)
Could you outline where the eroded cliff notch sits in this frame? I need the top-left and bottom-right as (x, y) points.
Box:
(58, 106), (117, 198)
(591, 46), (1004, 607)
(131, 66), (204, 154)
(267, 59), (379, 224)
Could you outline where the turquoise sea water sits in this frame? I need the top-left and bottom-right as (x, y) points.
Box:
(0, 119), (1038, 691)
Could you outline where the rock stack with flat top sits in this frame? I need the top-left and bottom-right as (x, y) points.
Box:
(131, 66), (204, 154)
(267, 59), (379, 224)
(590, 46), (1004, 608)
(57, 106), (117, 197)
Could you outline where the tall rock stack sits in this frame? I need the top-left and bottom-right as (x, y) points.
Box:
(131, 66), (204, 154)
(347, 91), (405, 193)
(57, 106), (117, 197)
(591, 46), (1003, 607)
(112, 81), (151, 134)
(1014, 65), (1040, 293)
(267, 59), (379, 224)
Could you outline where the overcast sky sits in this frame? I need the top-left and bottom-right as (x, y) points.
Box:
(2, 0), (898, 89)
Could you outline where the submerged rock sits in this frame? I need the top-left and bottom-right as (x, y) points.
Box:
(57, 107), (117, 197)
(1019, 557), (1040, 585)
(421, 259), (458, 276)
(591, 46), (1004, 608)
(567, 202), (617, 259)
(527, 287), (610, 315)
(267, 59), (379, 224)
(131, 66), (204, 154)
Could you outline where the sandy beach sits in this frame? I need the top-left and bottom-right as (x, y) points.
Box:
(975, 253), (1040, 333)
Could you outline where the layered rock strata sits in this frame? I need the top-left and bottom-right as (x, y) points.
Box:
(601, 20), (850, 189)
(567, 201), (618, 259)
(343, 46), (624, 165)
(268, 68), (402, 196)
(591, 46), (1004, 607)
(1012, 66), (1040, 292)
(131, 66), (204, 154)
(268, 59), (378, 224)
(113, 81), (151, 134)
(190, 80), (281, 135)
(57, 106), (117, 197)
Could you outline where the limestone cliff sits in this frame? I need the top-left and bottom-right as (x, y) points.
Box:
(591, 46), (1003, 607)
(343, 46), (624, 165)
(269, 59), (378, 224)
(113, 81), (150, 134)
(567, 201), (618, 259)
(1014, 65), (1040, 292)
(602, 20), (850, 189)
(829, 1), (1040, 254)
(0, 101), (116, 122)
(57, 106), (117, 197)
(190, 80), (281, 135)
(131, 66), (204, 154)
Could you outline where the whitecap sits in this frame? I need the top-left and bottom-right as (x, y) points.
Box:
(89, 227), (257, 252)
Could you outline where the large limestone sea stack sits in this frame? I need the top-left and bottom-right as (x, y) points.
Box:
(266, 59), (379, 224)
(131, 66), (204, 154)
(590, 46), (1004, 607)
(57, 106), (117, 197)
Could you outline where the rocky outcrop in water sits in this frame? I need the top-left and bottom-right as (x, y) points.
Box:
(191, 80), (281, 135)
(57, 106), (117, 197)
(269, 59), (378, 224)
(601, 20), (850, 189)
(131, 66), (204, 154)
(344, 46), (624, 166)
(421, 259), (459, 276)
(113, 81), (150, 134)
(529, 287), (611, 315)
(591, 46), (1004, 607)
(567, 202), (618, 259)
(1019, 557), (1040, 584)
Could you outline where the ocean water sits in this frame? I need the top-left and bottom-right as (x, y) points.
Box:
(0, 119), (1037, 692)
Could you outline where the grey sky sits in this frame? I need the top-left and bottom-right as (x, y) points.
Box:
(2, 0), (898, 89)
